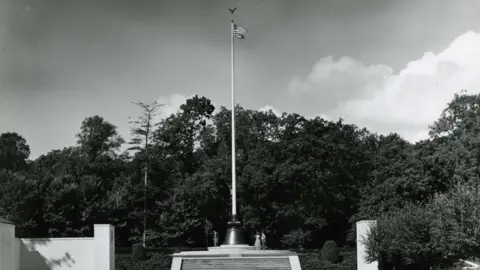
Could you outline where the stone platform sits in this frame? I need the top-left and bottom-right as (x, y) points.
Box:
(171, 245), (302, 270)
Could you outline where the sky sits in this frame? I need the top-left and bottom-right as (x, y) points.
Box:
(2, 0), (480, 159)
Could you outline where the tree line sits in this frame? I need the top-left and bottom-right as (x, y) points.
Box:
(0, 93), (478, 257)
(362, 92), (480, 269)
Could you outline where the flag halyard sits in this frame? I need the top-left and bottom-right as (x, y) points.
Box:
(233, 23), (247, 39)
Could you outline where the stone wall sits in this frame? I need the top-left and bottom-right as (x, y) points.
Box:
(0, 220), (114, 270)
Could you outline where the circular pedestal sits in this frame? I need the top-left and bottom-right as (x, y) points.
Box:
(222, 217), (247, 245)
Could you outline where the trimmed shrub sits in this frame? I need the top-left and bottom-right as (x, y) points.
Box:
(131, 243), (147, 261)
(321, 240), (341, 263)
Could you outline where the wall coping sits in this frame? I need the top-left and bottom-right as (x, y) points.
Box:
(356, 220), (376, 224)
(21, 237), (95, 241)
(93, 224), (112, 227)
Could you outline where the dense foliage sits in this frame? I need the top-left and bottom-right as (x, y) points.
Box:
(2, 93), (480, 267)
(362, 93), (480, 269)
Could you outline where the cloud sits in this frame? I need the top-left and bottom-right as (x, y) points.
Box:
(289, 56), (392, 112)
(154, 93), (192, 123)
(258, 105), (281, 116)
(288, 31), (480, 142)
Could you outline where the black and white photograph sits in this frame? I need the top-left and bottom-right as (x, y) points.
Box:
(1, 0), (480, 269)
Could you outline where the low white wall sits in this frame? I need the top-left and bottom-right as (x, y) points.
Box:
(0, 221), (19, 270)
(20, 237), (94, 270)
(94, 224), (115, 270)
(356, 220), (378, 270)
(0, 222), (114, 270)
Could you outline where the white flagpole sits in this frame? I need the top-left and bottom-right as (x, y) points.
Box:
(230, 20), (237, 218)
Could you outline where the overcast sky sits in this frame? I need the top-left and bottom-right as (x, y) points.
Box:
(2, 0), (480, 159)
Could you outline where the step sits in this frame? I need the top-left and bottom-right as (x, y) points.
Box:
(181, 257), (292, 270)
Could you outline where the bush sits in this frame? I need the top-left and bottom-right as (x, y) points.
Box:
(321, 240), (341, 263)
(116, 260), (170, 270)
(364, 181), (480, 269)
(299, 250), (356, 270)
(339, 251), (356, 268)
(116, 252), (171, 270)
(281, 228), (310, 249)
(429, 181), (480, 262)
(363, 203), (434, 269)
(131, 243), (147, 261)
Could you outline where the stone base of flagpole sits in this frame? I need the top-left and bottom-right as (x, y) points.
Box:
(222, 215), (248, 246)
(170, 245), (301, 270)
(170, 215), (302, 270)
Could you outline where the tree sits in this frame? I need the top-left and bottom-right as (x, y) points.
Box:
(129, 101), (163, 247)
(149, 96), (216, 246)
(76, 115), (125, 161)
(23, 146), (131, 238)
(14, 92), (480, 251)
(0, 169), (44, 236)
(428, 92), (480, 184)
(354, 134), (419, 220)
(0, 132), (30, 171)
(272, 116), (370, 248)
(129, 101), (163, 157)
(429, 91), (480, 138)
(356, 93), (480, 226)
(154, 95), (215, 175)
(429, 181), (480, 263)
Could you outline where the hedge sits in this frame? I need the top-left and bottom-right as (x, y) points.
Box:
(116, 253), (171, 270)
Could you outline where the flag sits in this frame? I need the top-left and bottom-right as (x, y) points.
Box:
(233, 23), (247, 39)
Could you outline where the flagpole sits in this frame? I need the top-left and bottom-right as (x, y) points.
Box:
(223, 17), (247, 246)
(230, 20), (237, 219)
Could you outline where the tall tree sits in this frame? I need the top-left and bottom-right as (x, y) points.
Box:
(129, 101), (163, 247)
(151, 96), (216, 245)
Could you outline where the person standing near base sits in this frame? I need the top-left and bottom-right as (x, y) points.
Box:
(254, 231), (261, 250)
(261, 231), (267, 249)
(213, 230), (218, 247)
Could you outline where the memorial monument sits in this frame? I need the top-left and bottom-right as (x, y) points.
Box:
(170, 8), (302, 270)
